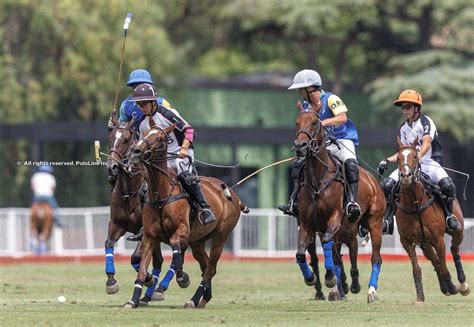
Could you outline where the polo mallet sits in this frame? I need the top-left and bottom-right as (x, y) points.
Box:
(111, 12), (133, 124)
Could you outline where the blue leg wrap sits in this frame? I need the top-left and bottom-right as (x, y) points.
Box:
(105, 247), (115, 274)
(158, 265), (176, 291)
(145, 268), (161, 298)
(297, 261), (314, 281)
(323, 241), (334, 271)
(369, 262), (381, 289)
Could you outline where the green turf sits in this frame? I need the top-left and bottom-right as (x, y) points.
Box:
(0, 260), (473, 326)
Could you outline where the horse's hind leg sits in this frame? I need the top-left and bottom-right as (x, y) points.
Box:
(176, 246), (191, 288)
(104, 221), (126, 294)
(186, 235), (227, 309)
(433, 236), (458, 295)
(307, 238), (325, 300)
(185, 240), (209, 308)
(451, 232), (470, 295)
(401, 238), (424, 303)
(337, 244), (350, 295)
(346, 235), (361, 294)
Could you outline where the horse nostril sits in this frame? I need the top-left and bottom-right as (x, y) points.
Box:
(133, 149), (141, 155)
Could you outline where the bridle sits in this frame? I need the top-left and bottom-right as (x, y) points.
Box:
(295, 111), (340, 198)
(295, 111), (324, 157)
(396, 146), (434, 215)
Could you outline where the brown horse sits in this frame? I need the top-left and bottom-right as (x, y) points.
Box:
(395, 138), (470, 302)
(125, 125), (248, 309)
(106, 121), (188, 304)
(293, 108), (385, 303)
(30, 202), (54, 255)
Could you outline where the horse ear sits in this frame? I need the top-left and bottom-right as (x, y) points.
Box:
(412, 136), (418, 148)
(164, 124), (176, 135)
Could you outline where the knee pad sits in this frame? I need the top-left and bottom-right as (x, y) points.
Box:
(438, 177), (456, 200)
(177, 172), (199, 186)
(381, 178), (397, 199)
(344, 159), (359, 183)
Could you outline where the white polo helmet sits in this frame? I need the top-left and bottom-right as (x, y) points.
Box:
(288, 69), (322, 90)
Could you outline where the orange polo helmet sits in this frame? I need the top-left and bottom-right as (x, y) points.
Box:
(393, 89), (422, 106)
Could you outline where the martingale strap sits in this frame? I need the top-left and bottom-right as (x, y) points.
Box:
(144, 193), (188, 210)
(395, 195), (435, 214)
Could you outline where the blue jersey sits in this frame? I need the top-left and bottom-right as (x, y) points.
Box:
(318, 91), (359, 146)
(119, 96), (173, 130)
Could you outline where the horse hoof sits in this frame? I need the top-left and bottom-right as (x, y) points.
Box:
(304, 274), (316, 286)
(314, 292), (326, 301)
(350, 283), (361, 294)
(197, 299), (208, 308)
(328, 290), (340, 301)
(152, 291), (165, 301)
(449, 286), (459, 296)
(367, 291), (378, 303)
(122, 301), (137, 309)
(177, 272), (190, 288)
(459, 282), (470, 296)
(106, 282), (119, 295)
(184, 301), (196, 309)
(325, 276), (336, 288)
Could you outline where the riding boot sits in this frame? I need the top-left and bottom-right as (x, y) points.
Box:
(278, 183), (300, 216)
(178, 173), (216, 225)
(279, 158), (304, 216)
(127, 227), (143, 242)
(438, 177), (461, 232)
(345, 159), (361, 223)
(381, 177), (397, 235)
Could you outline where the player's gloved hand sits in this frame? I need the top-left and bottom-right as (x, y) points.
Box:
(377, 159), (389, 175)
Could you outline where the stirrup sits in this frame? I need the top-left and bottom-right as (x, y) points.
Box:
(358, 225), (368, 238)
(199, 208), (216, 225)
(382, 219), (394, 235)
(345, 202), (361, 222)
(446, 215), (461, 232)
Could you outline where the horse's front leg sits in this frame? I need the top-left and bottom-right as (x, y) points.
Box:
(296, 224), (316, 287)
(169, 223), (190, 286)
(123, 235), (154, 309)
(104, 220), (126, 294)
(321, 210), (342, 290)
(400, 237), (424, 303)
(307, 238), (325, 300)
(140, 241), (164, 305)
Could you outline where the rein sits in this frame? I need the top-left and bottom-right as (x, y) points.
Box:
(296, 113), (341, 197)
(136, 131), (188, 211)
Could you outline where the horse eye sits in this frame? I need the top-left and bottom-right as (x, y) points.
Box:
(312, 122), (317, 126)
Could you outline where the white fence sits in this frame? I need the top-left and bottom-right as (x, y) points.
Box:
(1, 207), (473, 258)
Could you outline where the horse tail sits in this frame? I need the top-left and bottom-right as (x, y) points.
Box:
(239, 201), (249, 214)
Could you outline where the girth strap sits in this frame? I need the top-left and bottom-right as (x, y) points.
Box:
(395, 195), (435, 214)
(144, 193), (188, 210)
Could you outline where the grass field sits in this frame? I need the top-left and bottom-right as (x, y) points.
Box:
(1, 259), (473, 326)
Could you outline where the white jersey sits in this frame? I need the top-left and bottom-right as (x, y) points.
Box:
(399, 114), (443, 164)
(31, 172), (56, 197)
(390, 114), (447, 184)
(139, 109), (194, 175)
